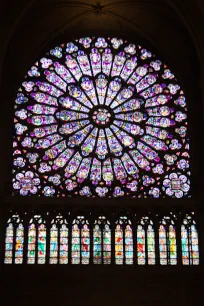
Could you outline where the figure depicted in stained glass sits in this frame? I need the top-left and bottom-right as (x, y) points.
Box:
(38, 224), (46, 263)
(50, 224), (58, 263)
(27, 215), (46, 264)
(147, 225), (155, 265)
(93, 224), (102, 264)
(5, 224), (14, 264)
(72, 216), (90, 264)
(93, 216), (111, 264)
(137, 216), (155, 265)
(159, 215), (177, 265)
(81, 224), (90, 264)
(137, 225), (146, 265)
(4, 214), (24, 264)
(115, 216), (133, 264)
(15, 224), (24, 264)
(103, 224), (111, 264)
(60, 224), (69, 264)
(181, 214), (199, 265)
(50, 215), (68, 264)
(12, 37), (191, 198)
(115, 224), (123, 264)
(125, 225), (133, 264)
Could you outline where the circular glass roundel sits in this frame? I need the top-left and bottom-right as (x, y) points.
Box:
(12, 37), (191, 198)
(92, 107), (112, 126)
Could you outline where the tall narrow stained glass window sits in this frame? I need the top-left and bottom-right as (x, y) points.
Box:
(5, 224), (14, 264)
(137, 216), (155, 265)
(72, 216), (90, 264)
(181, 214), (199, 265)
(115, 216), (133, 264)
(27, 215), (46, 264)
(93, 216), (111, 264)
(50, 215), (68, 264)
(159, 216), (177, 265)
(4, 214), (24, 264)
(12, 36), (191, 199)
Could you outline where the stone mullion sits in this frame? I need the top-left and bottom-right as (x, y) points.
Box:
(89, 216), (93, 265)
(187, 225), (192, 265)
(123, 223), (125, 265)
(57, 223), (60, 264)
(45, 214), (51, 265)
(12, 222), (17, 264)
(166, 224), (170, 265)
(195, 212), (202, 265)
(101, 224), (104, 265)
(176, 215), (182, 266)
(133, 214), (138, 266)
(111, 215), (115, 265)
(2, 213), (9, 264)
(68, 215), (72, 265)
(155, 215), (160, 266)
(35, 221), (38, 264)
(145, 224), (148, 266)
(23, 213), (29, 265)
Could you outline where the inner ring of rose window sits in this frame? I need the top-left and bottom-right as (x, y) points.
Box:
(90, 106), (113, 127)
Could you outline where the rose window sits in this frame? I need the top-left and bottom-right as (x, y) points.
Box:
(12, 37), (191, 198)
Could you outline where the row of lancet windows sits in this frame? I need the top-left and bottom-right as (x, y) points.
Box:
(4, 213), (199, 265)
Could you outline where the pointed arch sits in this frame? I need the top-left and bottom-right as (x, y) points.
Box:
(50, 214), (69, 264)
(27, 215), (46, 264)
(93, 215), (111, 264)
(115, 216), (133, 265)
(71, 216), (90, 264)
(159, 215), (177, 265)
(137, 216), (155, 265)
(181, 214), (199, 265)
(4, 214), (24, 264)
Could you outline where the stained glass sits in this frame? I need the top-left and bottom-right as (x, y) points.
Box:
(4, 212), (200, 266)
(72, 216), (90, 264)
(50, 224), (58, 264)
(27, 224), (36, 264)
(103, 224), (111, 264)
(147, 225), (155, 265)
(115, 224), (123, 265)
(93, 216), (111, 264)
(159, 216), (177, 265)
(137, 225), (145, 265)
(27, 215), (46, 264)
(137, 217), (155, 265)
(12, 37), (190, 198)
(38, 224), (46, 264)
(93, 225), (102, 264)
(4, 223), (14, 264)
(72, 224), (80, 264)
(159, 225), (167, 265)
(125, 225), (133, 264)
(115, 216), (133, 264)
(181, 215), (199, 265)
(81, 224), (90, 264)
(4, 214), (24, 264)
(169, 225), (177, 265)
(60, 224), (69, 264)
(50, 216), (68, 264)
(15, 224), (24, 264)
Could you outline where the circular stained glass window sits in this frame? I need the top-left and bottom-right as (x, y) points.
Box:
(12, 37), (191, 198)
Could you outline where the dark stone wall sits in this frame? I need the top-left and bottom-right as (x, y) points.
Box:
(2, 266), (202, 306)
(0, 1), (203, 305)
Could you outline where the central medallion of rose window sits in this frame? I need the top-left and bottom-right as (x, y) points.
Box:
(92, 108), (112, 126)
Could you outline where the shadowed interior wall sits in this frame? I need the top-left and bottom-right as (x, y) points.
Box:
(0, 1), (203, 305)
